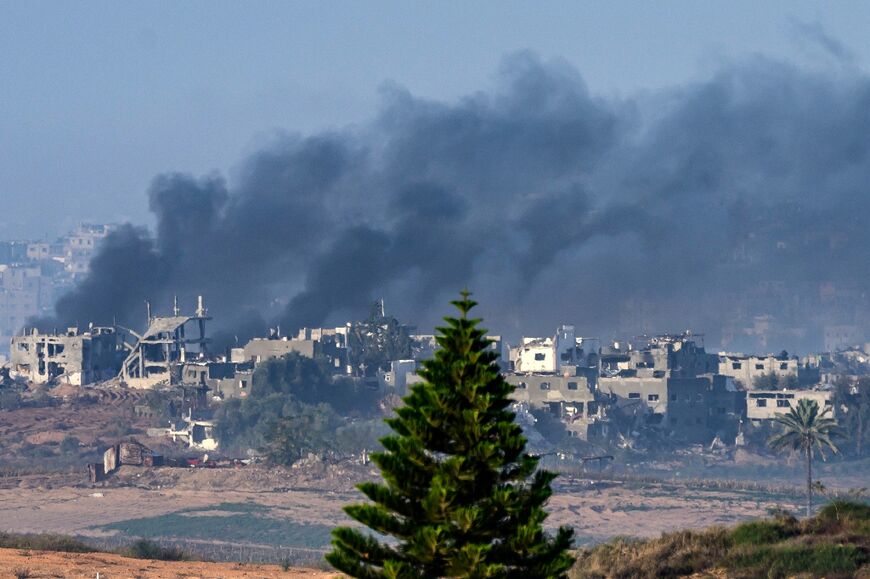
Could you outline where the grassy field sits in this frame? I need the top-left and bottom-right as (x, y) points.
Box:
(571, 500), (870, 578)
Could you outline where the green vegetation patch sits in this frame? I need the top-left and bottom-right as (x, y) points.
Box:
(94, 502), (332, 549)
(730, 520), (797, 546)
(730, 544), (867, 577)
(572, 500), (870, 579)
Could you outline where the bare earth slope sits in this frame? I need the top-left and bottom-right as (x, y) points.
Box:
(0, 547), (334, 578)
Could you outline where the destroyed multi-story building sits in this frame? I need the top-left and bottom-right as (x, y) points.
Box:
(597, 334), (744, 442)
(504, 326), (605, 440)
(505, 372), (603, 439)
(119, 296), (211, 389)
(10, 325), (121, 385)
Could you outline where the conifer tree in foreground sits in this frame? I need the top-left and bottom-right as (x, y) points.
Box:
(327, 292), (575, 578)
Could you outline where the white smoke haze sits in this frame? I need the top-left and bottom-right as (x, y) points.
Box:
(45, 51), (870, 352)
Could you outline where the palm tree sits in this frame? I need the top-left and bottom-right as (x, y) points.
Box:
(768, 398), (839, 517)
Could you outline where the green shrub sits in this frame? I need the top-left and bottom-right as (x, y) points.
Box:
(817, 500), (870, 523)
(731, 520), (797, 546)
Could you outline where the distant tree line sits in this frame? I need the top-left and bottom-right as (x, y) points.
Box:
(213, 352), (387, 463)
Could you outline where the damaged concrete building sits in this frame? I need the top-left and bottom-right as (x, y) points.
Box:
(746, 389), (834, 422)
(597, 334), (744, 443)
(167, 410), (219, 450)
(505, 372), (603, 439)
(717, 352), (799, 389)
(119, 296), (211, 389)
(10, 325), (120, 385)
(511, 325), (596, 374)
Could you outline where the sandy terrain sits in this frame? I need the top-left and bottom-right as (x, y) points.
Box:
(0, 465), (808, 547)
(0, 548), (334, 578)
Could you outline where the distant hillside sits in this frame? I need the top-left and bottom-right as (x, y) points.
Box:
(571, 501), (870, 579)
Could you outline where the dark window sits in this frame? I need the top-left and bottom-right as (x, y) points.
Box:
(824, 400), (833, 406)
(517, 382), (527, 389)
(653, 370), (666, 378)
(780, 362), (788, 370)
(757, 399), (767, 407)
(240, 380), (248, 389)
(732, 362), (742, 370)
(755, 364), (764, 370)
(567, 381), (578, 390)
(776, 399), (789, 408)
(534, 353), (546, 361)
(648, 394), (659, 401)
(561, 352), (570, 361)
(540, 382), (550, 390)
(587, 401), (599, 415)
(628, 392), (641, 399)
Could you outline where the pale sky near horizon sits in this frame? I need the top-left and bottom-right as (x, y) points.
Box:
(0, 1), (867, 239)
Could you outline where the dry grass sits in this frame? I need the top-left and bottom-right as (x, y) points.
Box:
(571, 501), (870, 579)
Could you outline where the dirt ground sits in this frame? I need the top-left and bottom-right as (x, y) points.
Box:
(0, 464), (809, 546)
(0, 548), (334, 578)
(0, 387), (864, 560)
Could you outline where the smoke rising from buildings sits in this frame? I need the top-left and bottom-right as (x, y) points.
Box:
(48, 51), (870, 352)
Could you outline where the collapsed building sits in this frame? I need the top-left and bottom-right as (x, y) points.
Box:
(119, 296), (211, 389)
(10, 325), (120, 385)
(597, 335), (744, 443)
(506, 331), (748, 443)
(165, 410), (219, 450)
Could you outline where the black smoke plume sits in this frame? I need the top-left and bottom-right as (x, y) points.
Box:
(47, 51), (870, 352)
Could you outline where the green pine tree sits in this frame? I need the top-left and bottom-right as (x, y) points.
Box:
(327, 291), (575, 578)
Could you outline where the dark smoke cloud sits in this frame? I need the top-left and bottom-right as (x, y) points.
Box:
(47, 50), (870, 352)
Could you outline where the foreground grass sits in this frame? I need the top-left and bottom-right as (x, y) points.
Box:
(572, 500), (870, 578)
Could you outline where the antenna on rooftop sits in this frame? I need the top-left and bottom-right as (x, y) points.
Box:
(173, 295), (180, 316)
(145, 300), (152, 324)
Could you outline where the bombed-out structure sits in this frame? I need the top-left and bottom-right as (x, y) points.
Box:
(10, 325), (120, 385)
(119, 296), (211, 389)
(2, 287), (850, 456)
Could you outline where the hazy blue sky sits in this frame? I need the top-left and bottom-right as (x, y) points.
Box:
(0, 1), (867, 239)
